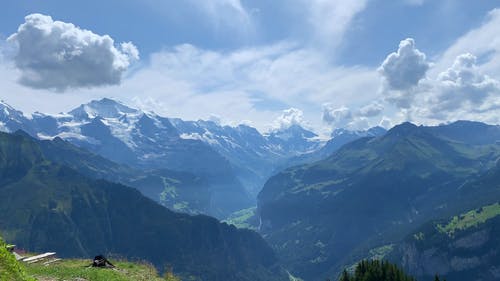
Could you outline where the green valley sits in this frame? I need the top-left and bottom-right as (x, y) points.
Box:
(0, 132), (288, 281)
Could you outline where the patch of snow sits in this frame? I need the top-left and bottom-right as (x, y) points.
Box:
(0, 121), (9, 132)
(180, 133), (203, 140)
(37, 133), (54, 140)
(55, 132), (100, 145)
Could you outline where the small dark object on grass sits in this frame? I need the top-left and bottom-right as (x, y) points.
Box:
(92, 255), (115, 268)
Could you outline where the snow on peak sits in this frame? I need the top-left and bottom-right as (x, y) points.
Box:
(0, 100), (28, 120)
(69, 98), (140, 119)
(268, 124), (317, 140)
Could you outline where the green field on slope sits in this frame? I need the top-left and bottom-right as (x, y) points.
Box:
(1, 236), (178, 281)
(26, 259), (177, 281)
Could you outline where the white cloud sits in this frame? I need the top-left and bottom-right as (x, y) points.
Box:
(322, 102), (386, 130)
(379, 38), (430, 91)
(428, 53), (500, 117)
(0, 37), (381, 132)
(273, 108), (304, 130)
(122, 43), (379, 131)
(377, 38), (432, 110)
(377, 36), (500, 125)
(434, 9), (500, 76)
(322, 104), (352, 128)
(305, 0), (368, 48)
(7, 13), (138, 91)
(416, 8), (500, 125)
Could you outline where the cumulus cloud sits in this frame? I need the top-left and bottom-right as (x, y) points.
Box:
(379, 38), (430, 90)
(378, 38), (431, 109)
(7, 13), (139, 91)
(322, 101), (386, 130)
(415, 8), (500, 125)
(322, 104), (352, 127)
(435, 9), (500, 76)
(274, 108), (304, 130)
(430, 53), (500, 115)
(378, 44), (500, 124)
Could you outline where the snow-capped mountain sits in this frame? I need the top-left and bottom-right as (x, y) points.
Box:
(0, 98), (334, 211)
(0, 99), (253, 217)
(278, 126), (388, 170)
(0, 100), (32, 133)
(266, 124), (322, 155)
(323, 126), (387, 156)
(170, 119), (323, 195)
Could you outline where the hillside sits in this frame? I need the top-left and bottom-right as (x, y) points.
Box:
(0, 131), (288, 281)
(389, 203), (500, 281)
(33, 133), (220, 217)
(387, 162), (500, 281)
(257, 121), (500, 280)
(0, 236), (176, 281)
(26, 259), (176, 281)
(0, 237), (34, 281)
(0, 99), (253, 218)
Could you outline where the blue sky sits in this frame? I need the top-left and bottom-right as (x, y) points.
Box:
(1, 0), (500, 134)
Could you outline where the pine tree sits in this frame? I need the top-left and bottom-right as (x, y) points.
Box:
(339, 270), (350, 281)
(337, 260), (416, 281)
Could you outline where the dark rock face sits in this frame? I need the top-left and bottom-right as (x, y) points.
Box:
(392, 216), (500, 281)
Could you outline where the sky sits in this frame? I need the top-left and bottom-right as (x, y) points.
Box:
(1, 0), (500, 135)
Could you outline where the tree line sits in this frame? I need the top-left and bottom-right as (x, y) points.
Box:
(331, 260), (446, 281)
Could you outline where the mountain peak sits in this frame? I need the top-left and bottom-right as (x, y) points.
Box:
(270, 124), (317, 139)
(0, 100), (25, 119)
(331, 126), (387, 138)
(69, 98), (139, 119)
(386, 122), (419, 137)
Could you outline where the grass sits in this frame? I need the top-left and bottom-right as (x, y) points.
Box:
(437, 202), (500, 236)
(223, 207), (257, 230)
(368, 244), (394, 260)
(26, 259), (179, 281)
(1, 234), (179, 281)
(0, 237), (36, 281)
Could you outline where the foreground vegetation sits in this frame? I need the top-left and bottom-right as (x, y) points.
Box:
(26, 259), (178, 281)
(0, 237), (34, 281)
(1, 236), (178, 281)
(336, 260), (446, 281)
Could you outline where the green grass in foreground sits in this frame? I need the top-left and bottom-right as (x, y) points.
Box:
(26, 259), (179, 281)
(437, 202), (500, 236)
(0, 237), (35, 281)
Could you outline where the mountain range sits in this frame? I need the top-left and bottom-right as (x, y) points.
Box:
(257, 121), (500, 280)
(2, 98), (500, 281)
(0, 98), (365, 218)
